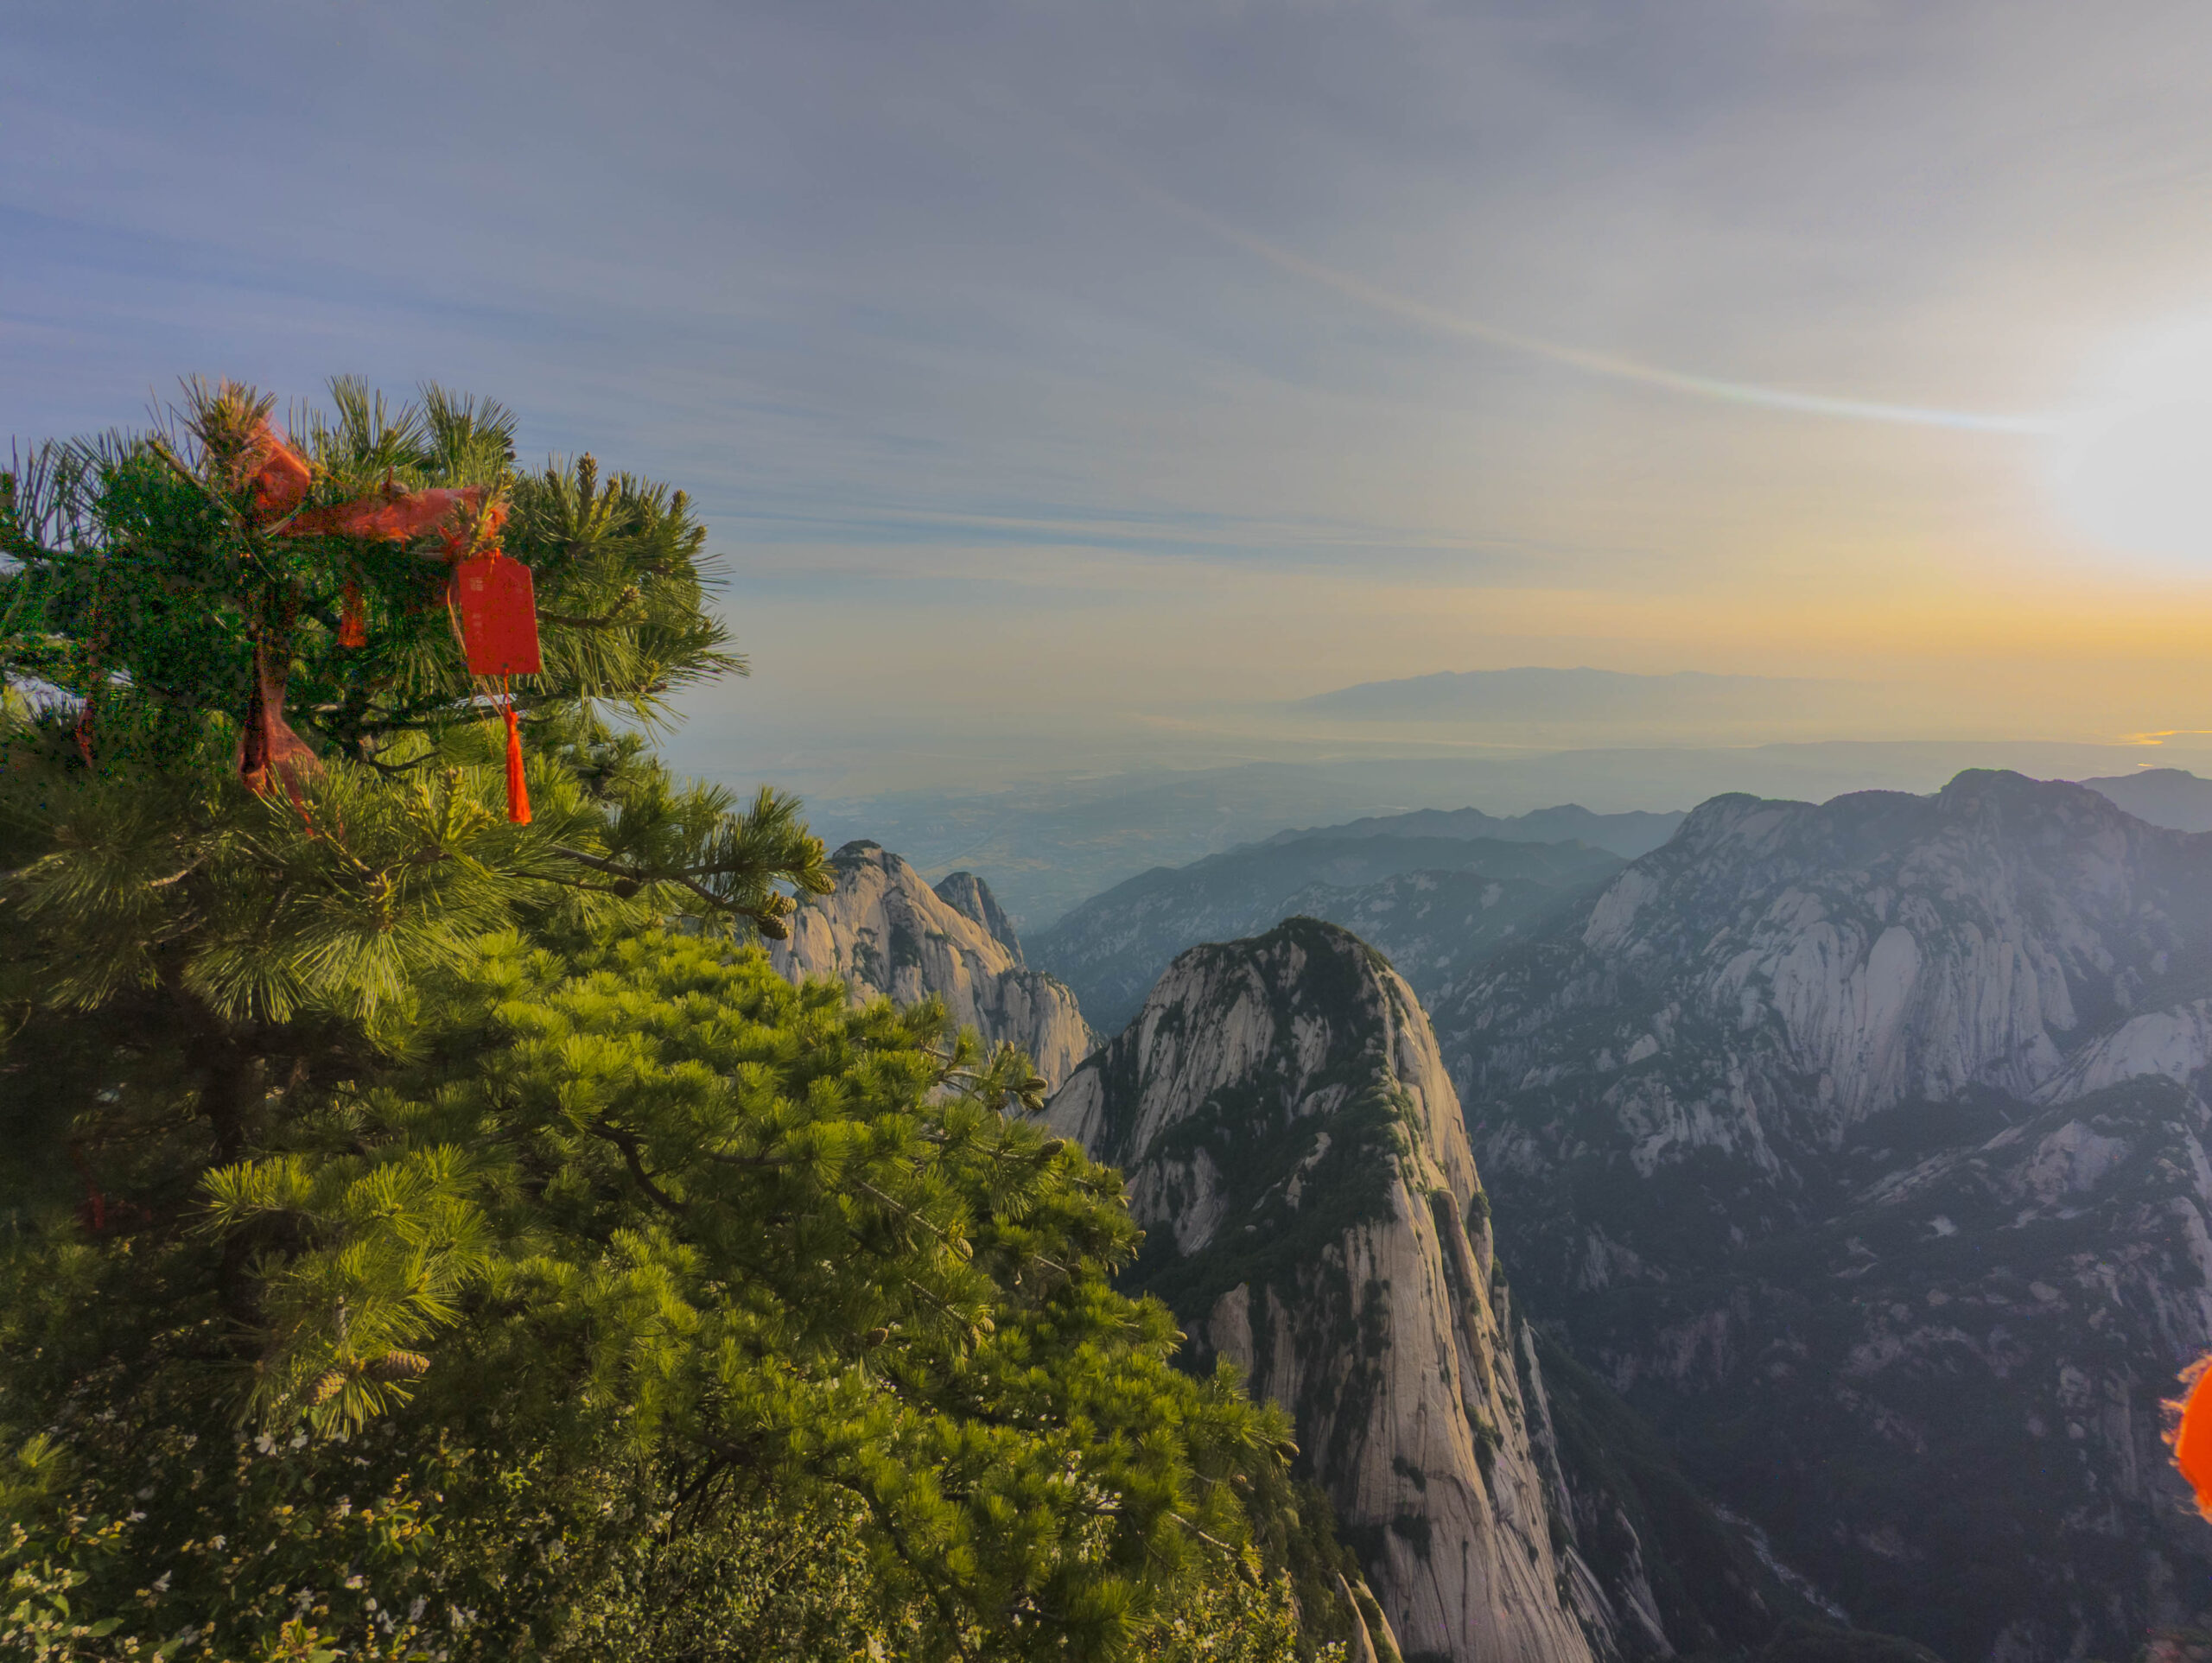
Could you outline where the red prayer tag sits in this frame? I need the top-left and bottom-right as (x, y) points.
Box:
(452, 554), (543, 676)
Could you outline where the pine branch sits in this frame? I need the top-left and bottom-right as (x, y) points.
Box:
(594, 1120), (689, 1216)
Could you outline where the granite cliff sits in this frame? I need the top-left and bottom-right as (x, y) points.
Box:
(1048, 918), (1818, 1663)
(770, 841), (1096, 1089)
(1432, 771), (2212, 1660)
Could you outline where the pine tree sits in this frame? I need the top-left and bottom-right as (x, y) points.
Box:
(0, 382), (1338, 1661)
(0, 378), (831, 1193)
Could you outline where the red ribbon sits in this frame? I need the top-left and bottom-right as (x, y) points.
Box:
(242, 420), (312, 520)
(338, 581), (368, 649)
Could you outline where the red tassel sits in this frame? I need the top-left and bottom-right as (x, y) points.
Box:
(504, 699), (531, 825)
(338, 581), (367, 648)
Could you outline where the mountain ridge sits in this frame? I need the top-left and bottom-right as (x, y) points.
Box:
(1428, 769), (2212, 1659)
(2079, 766), (2212, 834)
(1267, 803), (1686, 858)
(1030, 834), (1623, 1036)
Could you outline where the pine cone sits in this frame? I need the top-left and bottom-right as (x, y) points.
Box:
(309, 1370), (347, 1406)
(371, 1350), (430, 1381)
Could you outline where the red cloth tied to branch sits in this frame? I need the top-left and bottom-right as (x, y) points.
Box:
(238, 628), (320, 799)
(240, 421), (314, 520)
(221, 437), (537, 822)
(281, 485), (497, 544)
(337, 581), (368, 648)
(235, 426), (493, 549)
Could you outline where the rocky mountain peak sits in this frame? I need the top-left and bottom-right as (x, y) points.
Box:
(1546, 771), (2212, 1126)
(771, 841), (1096, 1089)
(931, 868), (1025, 965)
(1050, 917), (1605, 1663)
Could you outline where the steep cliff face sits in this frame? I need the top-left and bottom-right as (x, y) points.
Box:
(1048, 918), (1602, 1663)
(1431, 772), (2212, 1660)
(1554, 1076), (2212, 1662)
(771, 842), (1096, 1089)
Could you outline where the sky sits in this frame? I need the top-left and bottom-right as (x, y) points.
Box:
(10, 1), (2212, 797)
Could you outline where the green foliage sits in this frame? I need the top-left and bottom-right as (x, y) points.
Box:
(1, 934), (1311, 1660)
(0, 380), (1339, 1660)
(2, 378), (733, 754)
(0, 381), (835, 1241)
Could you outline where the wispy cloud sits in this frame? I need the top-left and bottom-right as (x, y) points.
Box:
(10, 0), (2212, 787)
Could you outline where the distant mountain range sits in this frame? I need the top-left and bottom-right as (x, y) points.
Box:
(1297, 667), (1842, 724)
(2080, 766), (2212, 833)
(800, 746), (2212, 929)
(767, 807), (2081, 1661)
(1268, 802), (1685, 858)
(1028, 828), (1624, 1037)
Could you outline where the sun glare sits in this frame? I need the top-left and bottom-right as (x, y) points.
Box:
(2049, 319), (2212, 568)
